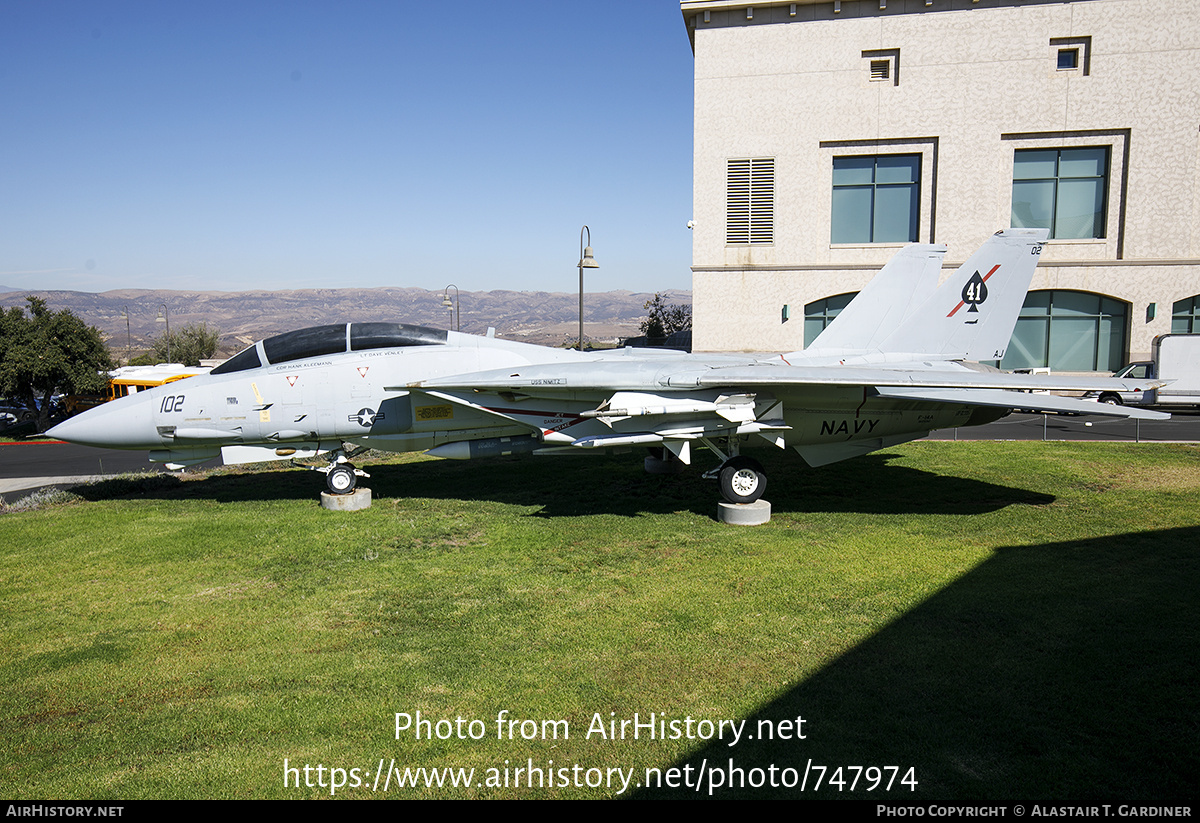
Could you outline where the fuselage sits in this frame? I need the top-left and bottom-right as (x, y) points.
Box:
(49, 324), (583, 463)
(49, 322), (1001, 470)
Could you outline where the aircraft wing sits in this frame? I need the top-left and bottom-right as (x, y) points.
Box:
(417, 359), (1161, 394)
(416, 360), (1170, 420)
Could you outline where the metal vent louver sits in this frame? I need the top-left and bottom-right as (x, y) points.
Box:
(726, 157), (774, 245)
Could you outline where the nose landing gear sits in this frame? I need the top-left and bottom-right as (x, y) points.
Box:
(296, 444), (371, 495)
(326, 464), (359, 494)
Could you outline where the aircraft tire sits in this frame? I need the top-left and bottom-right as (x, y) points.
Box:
(718, 456), (766, 504)
(327, 465), (357, 495)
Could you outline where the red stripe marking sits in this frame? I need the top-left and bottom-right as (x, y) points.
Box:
(946, 264), (1002, 317)
(481, 406), (588, 436)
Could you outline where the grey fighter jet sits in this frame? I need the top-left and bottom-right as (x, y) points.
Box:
(49, 229), (1166, 504)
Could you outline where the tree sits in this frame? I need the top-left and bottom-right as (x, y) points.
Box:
(150, 322), (220, 367)
(639, 293), (693, 342)
(126, 351), (159, 367)
(0, 297), (113, 428)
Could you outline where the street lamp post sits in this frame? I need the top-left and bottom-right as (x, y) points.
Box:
(441, 284), (460, 332)
(578, 226), (599, 350)
(121, 306), (131, 365)
(156, 304), (171, 363)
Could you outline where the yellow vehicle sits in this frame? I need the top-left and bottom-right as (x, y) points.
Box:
(107, 364), (210, 400)
(64, 365), (212, 416)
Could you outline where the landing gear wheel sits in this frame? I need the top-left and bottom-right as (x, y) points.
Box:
(327, 465), (357, 495)
(718, 456), (766, 504)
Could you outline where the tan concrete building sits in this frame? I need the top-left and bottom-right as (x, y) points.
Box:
(681, 0), (1200, 369)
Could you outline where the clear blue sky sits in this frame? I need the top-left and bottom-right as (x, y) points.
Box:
(0, 1), (695, 294)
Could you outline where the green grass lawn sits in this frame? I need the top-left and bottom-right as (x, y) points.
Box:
(2, 442), (1197, 799)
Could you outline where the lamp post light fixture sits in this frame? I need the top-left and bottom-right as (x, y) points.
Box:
(155, 304), (171, 363)
(441, 284), (460, 332)
(121, 306), (131, 365)
(578, 226), (599, 350)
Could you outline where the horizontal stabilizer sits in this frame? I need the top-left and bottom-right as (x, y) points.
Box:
(873, 386), (1171, 420)
(694, 366), (1164, 394)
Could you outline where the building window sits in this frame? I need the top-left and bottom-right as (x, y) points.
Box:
(1000, 290), (1126, 372)
(1050, 36), (1090, 75)
(831, 154), (920, 244)
(1171, 296), (1200, 334)
(1011, 147), (1108, 239)
(804, 293), (857, 346)
(726, 158), (774, 245)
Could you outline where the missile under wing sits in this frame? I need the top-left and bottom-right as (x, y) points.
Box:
(50, 229), (1167, 505)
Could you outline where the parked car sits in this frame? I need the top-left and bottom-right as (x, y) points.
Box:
(1083, 334), (1200, 407)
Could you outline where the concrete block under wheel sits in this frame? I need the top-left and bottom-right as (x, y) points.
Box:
(644, 455), (685, 475)
(717, 499), (771, 525)
(320, 487), (372, 511)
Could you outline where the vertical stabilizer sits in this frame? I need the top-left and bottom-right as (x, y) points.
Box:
(806, 243), (946, 353)
(878, 228), (1048, 361)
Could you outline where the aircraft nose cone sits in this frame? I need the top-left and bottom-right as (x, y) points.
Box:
(48, 395), (159, 448)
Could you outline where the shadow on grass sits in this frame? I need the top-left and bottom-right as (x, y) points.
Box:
(69, 450), (1055, 518)
(11, 631), (134, 682)
(634, 526), (1199, 800)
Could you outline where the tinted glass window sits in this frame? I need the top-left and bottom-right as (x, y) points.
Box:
(210, 344), (262, 375)
(1011, 147), (1108, 239)
(262, 325), (348, 364)
(1000, 290), (1127, 372)
(1171, 296), (1200, 334)
(350, 323), (448, 351)
(831, 154), (920, 244)
(804, 292), (858, 347)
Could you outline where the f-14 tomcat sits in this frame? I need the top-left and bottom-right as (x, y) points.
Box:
(50, 229), (1167, 505)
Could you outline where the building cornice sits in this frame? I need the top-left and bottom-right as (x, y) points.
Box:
(681, 0), (821, 10)
(681, 0), (1109, 52)
(692, 259), (1200, 273)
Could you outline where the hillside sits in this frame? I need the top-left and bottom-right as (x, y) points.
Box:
(0, 286), (691, 356)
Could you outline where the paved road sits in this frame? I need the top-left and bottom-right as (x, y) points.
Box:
(928, 410), (1200, 442)
(0, 442), (177, 500)
(3, 409), (1197, 501)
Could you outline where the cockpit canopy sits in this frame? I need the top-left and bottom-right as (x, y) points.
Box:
(210, 323), (448, 375)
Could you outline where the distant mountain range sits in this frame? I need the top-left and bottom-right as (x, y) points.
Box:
(0, 285), (691, 355)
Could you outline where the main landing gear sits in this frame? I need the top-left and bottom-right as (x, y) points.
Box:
(694, 437), (768, 505)
(716, 455), (767, 504)
(697, 437), (771, 524)
(296, 445), (372, 495)
(644, 438), (770, 505)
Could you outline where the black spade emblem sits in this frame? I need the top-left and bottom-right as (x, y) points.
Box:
(961, 271), (988, 312)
